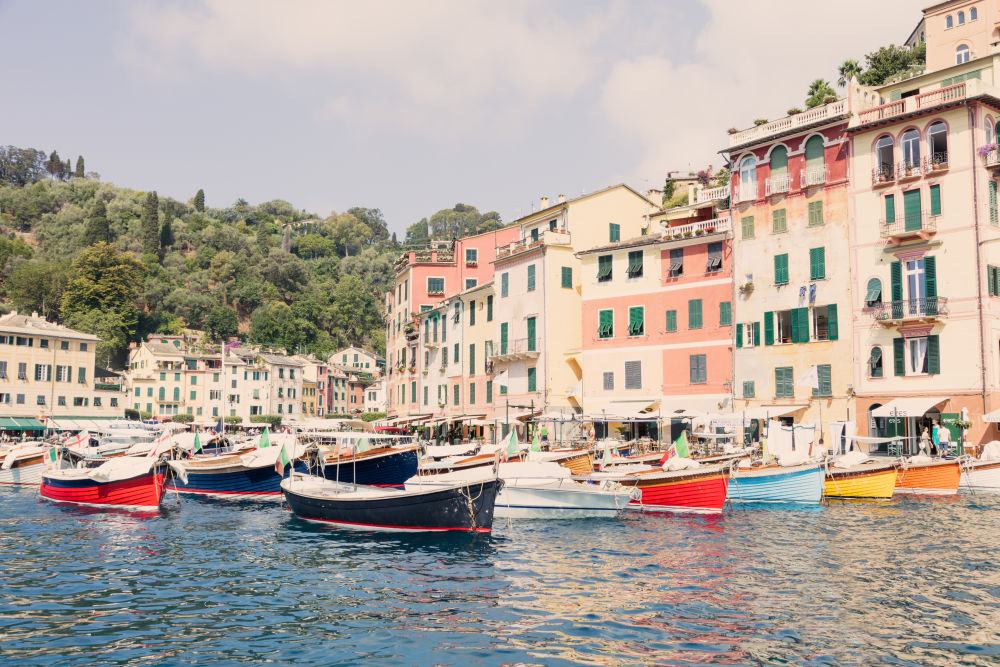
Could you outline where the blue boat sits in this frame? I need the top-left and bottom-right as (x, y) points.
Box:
(168, 445), (420, 499)
(727, 463), (824, 503)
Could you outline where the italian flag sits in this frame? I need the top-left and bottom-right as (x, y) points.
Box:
(275, 442), (290, 476)
(259, 427), (270, 449)
(503, 429), (519, 461)
(47, 447), (58, 466)
(192, 432), (202, 455)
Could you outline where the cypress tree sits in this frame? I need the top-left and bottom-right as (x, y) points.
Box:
(75, 156), (85, 179)
(47, 151), (62, 179)
(194, 188), (205, 212)
(159, 215), (174, 252)
(64, 158), (71, 179)
(83, 197), (110, 246)
(140, 191), (160, 256)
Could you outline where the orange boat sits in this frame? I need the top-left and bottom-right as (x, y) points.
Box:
(894, 458), (960, 495)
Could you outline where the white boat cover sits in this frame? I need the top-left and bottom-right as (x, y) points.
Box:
(425, 444), (477, 458)
(88, 456), (156, 483)
(980, 441), (1000, 461)
(872, 397), (949, 418)
(833, 450), (872, 468)
(662, 457), (700, 471)
(1, 445), (49, 470)
(239, 440), (310, 469)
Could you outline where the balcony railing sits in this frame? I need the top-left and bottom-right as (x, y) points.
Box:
(894, 161), (925, 179)
(869, 297), (949, 322)
(880, 212), (937, 239)
(728, 98), (847, 147)
(872, 165), (895, 186)
(734, 184), (758, 203)
(800, 165), (828, 187)
(765, 173), (792, 196)
(923, 152), (950, 173)
(857, 82), (972, 125)
(496, 229), (571, 259)
(982, 147), (1000, 169)
(660, 217), (731, 241)
(489, 337), (539, 360)
(694, 185), (729, 203)
(394, 248), (456, 272)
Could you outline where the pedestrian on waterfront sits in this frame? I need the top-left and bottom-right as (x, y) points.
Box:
(588, 425), (596, 441)
(938, 426), (951, 456)
(931, 421), (940, 452)
(540, 425), (548, 442)
(919, 427), (931, 454)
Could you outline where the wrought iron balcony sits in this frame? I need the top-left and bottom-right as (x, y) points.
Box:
(872, 165), (895, 186)
(800, 165), (828, 187)
(868, 297), (948, 323)
(765, 174), (792, 196)
(880, 212), (937, 242)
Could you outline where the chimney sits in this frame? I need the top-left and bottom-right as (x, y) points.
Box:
(558, 194), (566, 204)
(540, 196), (549, 209)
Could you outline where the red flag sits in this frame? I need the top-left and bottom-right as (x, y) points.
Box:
(658, 444), (677, 466)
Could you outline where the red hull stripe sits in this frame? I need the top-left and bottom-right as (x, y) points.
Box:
(40, 473), (166, 509)
(629, 475), (728, 513)
(298, 516), (492, 532)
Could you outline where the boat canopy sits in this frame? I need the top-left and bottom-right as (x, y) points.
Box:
(871, 397), (948, 418)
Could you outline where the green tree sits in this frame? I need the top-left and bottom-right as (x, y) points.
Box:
(74, 155), (85, 179)
(205, 306), (239, 342)
(7, 260), (71, 320)
(46, 151), (63, 180)
(805, 79), (837, 108)
(347, 207), (389, 245)
(837, 59), (861, 87)
(159, 215), (174, 256)
(194, 188), (205, 212)
(0, 146), (47, 186)
(0, 236), (33, 278)
(858, 43), (925, 86)
(82, 197), (110, 246)
(140, 191), (159, 255)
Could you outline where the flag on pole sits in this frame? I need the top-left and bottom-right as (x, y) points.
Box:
(275, 441), (290, 476)
(47, 446), (58, 466)
(796, 364), (820, 390)
(503, 429), (518, 461)
(259, 427), (270, 449)
(357, 437), (371, 453)
(658, 443), (677, 466)
(602, 441), (612, 467)
(674, 431), (690, 458)
(530, 430), (541, 452)
(192, 432), (202, 455)
(214, 417), (224, 433)
(65, 431), (88, 450)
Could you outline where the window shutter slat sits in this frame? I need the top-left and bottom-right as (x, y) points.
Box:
(827, 304), (838, 341)
(927, 334), (940, 375)
(891, 261), (903, 318)
(893, 337), (905, 376)
(924, 255), (938, 315)
(930, 184), (942, 216)
(885, 194), (895, 224)
(736, 322), (743, 347)
(764, 311), (774, 345)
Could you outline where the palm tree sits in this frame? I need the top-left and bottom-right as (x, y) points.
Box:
(805, 79), (837, 108)
(838, 59), (862, 87)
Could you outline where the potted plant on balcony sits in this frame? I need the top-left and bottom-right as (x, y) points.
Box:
(753, 118), (768, 126)
(738, 281), (754, 295)
(786, 107), (802, 115)
(695, 228), (705, 236)
(904, 162), (914, 177)
(727, 128), (738, 134)
(683, 230), (693, 237)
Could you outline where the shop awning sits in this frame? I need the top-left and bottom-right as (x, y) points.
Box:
(983, 408), (1000, 423)
(872, 397), (948, 418)
(0, 417), (19, 429)
(9, 417), (45, 430)
(755, 405), (809, 418)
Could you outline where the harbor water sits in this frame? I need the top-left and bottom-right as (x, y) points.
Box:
(2, 488), (1000, 666)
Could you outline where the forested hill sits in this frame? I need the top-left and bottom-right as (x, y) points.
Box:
(0, 146), (504, 368)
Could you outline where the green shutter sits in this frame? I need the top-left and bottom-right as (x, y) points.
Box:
(689, 299), (702, 329)
(929, 184), (941, 216)
(903, 189), (922, 231)
(805, 135), (824, 168)
(808, 201), (824, 226)
(827, 304), (838, 340)
(527, 264), (535, 291)
(924, 256), (937, 315)
(501, 272), (509, 297)
(741, 216), (755, 239)
(810, 247), (825, 280)
(927, 334), (940, 375)
(561, 266), (572, 288)
(990, 181), (998, 225)
(736, 323), (743, 347)
(628, 307), (644, 336)
(527, 317), (536, 351)
(893, 337), (905, 376)
(990, 266), (999, 297)
(598, 256), (612, 281)
(469, 343), (475, 371)
(774, 254), (788, 284)
(764, 311), (774, 345)
(770, 146), (788, 177)
(665, 310), (677, 332)
(609, 223), (620, 242)
(469, 383), (475, 404)
(753, 322), (760, 344)
(885, 194), (895, 224)
(891, 261), (903, 318)
(743, 380), (755, 398)
(528, 367), (537, 392)
(720, 301), (731, 326)
(814, 364), (832, 397)
(599, 309), (613, 338)
(792, 307), (810, 343)
(486, 381), (492, 403)
(772, 208), (787, 233)
(500, 322), (508, 354)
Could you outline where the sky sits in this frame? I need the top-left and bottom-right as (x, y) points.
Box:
(0, 0), (924, 236)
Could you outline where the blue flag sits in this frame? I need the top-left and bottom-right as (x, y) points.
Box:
(214, 417), (224, 433)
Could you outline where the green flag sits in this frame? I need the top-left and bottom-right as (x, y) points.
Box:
(47, 447), (58, 464)
(259, 427), (270, 449)
(275, 442), (290, 476)
(505, 429), (518, 458)
(192, 432), (202, 454)
(530, 430), (541, 452)
(357, 437), (371, 453)
(674, 431), (690, 458)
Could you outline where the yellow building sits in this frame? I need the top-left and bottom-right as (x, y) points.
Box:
(0, 310), (124, 428)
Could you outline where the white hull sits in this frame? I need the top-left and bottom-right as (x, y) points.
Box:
(961, 463), (1000, 493)
(0, 461), (46, 485)
(495, 485), (627, 519)
(895, 487), (956, 495)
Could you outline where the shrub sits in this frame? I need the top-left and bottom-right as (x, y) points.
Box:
(224, 415), (242, 425)
(173, 413), (195, 423)
(124, 408), (140, 420)
(139, 411), (152, 420)
(325, 413), (354, 419)
(753, 118), (768, 126)
(361, 411), (386, 422)
(250, 414), (283, 428)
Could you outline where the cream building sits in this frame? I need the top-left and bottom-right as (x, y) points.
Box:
(0, 310), (124, 425)
(330, 346), (383, 375)
(489, 185), (659, 420)
(364, 376), (386, 413)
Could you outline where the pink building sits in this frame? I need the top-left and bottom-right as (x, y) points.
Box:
(385, 227), (519, 420)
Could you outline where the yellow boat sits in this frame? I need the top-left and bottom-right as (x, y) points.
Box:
(824, 461), (897, 499)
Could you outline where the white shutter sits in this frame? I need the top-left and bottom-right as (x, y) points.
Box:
(624, 361), (642, 389)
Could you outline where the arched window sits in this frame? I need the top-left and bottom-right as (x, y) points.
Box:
(875, 135), (894, 179)
(957, 44), (971, 64)
(739, 156), (757, 201)
(869, 347), (883, 378)
(971, 7), (978, 20)
(928, 121), (948, 165)
(865, 277), (883, 307)
(901, 129), (920, 168)
(947, 15), (953, 28)
(803, 135), (826, 186)
(769, 145), (788, 193)
(988, 118), (995, 145)
(959, 10), (966, 24)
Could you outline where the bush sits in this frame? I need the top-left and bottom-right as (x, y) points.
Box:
(224, 415), (242, 425)
(250, 414), (283, 428)
(124, 408), (140, 420)
(172, 413), (195, 423)
(325, 413), (354, 419)
(139, 411), (152, 420)
(360, 411), (386, 422)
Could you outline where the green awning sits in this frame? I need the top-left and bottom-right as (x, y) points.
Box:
(0, 418), (19, 429)
(12, 418), (45, 430)
(865, 284), (882, 303)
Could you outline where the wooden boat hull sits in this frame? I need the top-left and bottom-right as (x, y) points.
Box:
(824, 463), (897, 499)
(40, 470), (167, 510)
(728, 464), (824, 503)
(282, 477), (501, 532)
(319, 447), (419, 488)
(895, 460), (960, 495)
(168, 461), (286, 499)
(0, 454), (47, 485)
(960, 460), (1000, 493)
(587, 466), (729, 514)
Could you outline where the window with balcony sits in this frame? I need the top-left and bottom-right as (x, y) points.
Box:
(769, 145), (789, 194)
(668, 248), (683, 278)
(928, 121), (948, 167)
(901, 129), (920, 171)
(530, 227), (539, 243)
(739, 156), (756, 201)
(875, 135), (894, 182)
(957, 45), (970, 65)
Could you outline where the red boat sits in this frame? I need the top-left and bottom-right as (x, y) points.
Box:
(40, 456), (172, 510)
(579, 463), (730, 514)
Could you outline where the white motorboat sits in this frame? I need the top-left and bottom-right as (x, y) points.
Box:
(961, 441), (1000, 493)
